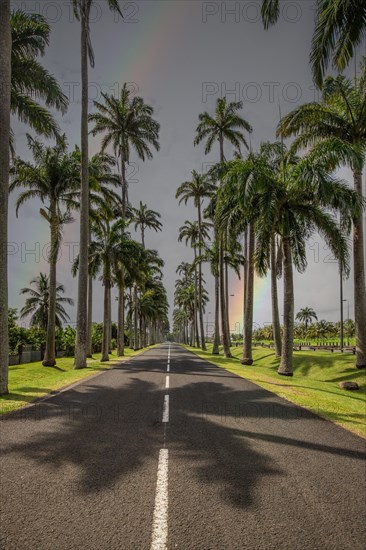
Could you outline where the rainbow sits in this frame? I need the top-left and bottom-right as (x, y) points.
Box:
(108, 1), (193, 88)
(230, 274), (271, 332)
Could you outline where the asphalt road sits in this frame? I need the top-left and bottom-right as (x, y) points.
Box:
(1, 344), (365, 550)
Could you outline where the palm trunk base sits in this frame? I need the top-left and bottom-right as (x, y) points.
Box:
(241, 358), (253, 365)
(42, 359), (56, 367)
(356, 362), (366, 369)
(277, 370), (293, 377)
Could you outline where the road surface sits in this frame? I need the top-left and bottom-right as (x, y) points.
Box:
(1, 344), (365, 549)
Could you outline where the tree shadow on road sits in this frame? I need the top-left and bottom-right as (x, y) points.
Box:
(1, 347), (365, 512)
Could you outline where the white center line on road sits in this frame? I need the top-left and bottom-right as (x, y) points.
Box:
(162, 395), (169, 423)
(165, 375), (169, 389)
(150, 448), (169, 550)
(167, 362), (170, 373)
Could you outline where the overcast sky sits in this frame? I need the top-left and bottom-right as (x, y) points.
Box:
(9, 0), (366, 333)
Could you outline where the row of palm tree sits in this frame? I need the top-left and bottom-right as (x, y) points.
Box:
(171, 1), (366, 375)
(174, 100), (252, 356)
(87, 83), (161, 360)
(173, 260), (208, 346)
(10, 131), (167, 365)
(174, 86), (364, 375)
(2, 6), (165, 378)
(1, 0), (366, 392)
(84, 210), (168, 362)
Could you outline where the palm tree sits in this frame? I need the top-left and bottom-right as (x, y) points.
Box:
(141, 278), (168, 347)
(89, 82), (160, 355)
(20, 274), (74, 331)
(11, 135), (80, 366)
(179, 220), (210, 348)
(194, 97), (252, 357)
(89, 84), (160, 217)
(296, 308), (318, 334)
(216, 157), (256, 365)
(88, 219), (130, 362)
(175, 281), (196, 346)
(0, 0), (11, 395)
(261, 0), (366, 86)
(203, 194), (221, 354)
(132, 201), (162, 248)
(86, 152), (121, 356)
(175, 262), (196, 346)
(73, 0), (122, 370)
(131, 248), (164, 350)
(270, 234), (282, 356)
(10, 10), (68, 145)
(176, 171), (215, 351)
(278, 65), (366, 368)
(311, 0), (366, 87)
(251, 147), (360, 375)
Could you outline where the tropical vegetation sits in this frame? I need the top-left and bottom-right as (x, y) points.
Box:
(1, 0), (366, 400)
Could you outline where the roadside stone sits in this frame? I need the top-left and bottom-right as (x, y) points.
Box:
(339, 381), (359, 390)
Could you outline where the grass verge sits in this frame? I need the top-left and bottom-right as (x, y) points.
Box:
(0, 347), (153, 415)
(185, 344), (366, 438)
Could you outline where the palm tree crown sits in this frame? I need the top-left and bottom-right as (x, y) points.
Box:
(194, 97), (252, 159)
(20, 273), (74, 330)
(89, 83), (160, 214)
(261, 0), (366, 86)
(11, 10), (68, 142)
(132, 201), (162, 248)
(296, 307), (318, 332)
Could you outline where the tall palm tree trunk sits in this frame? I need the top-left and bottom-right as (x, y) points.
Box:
(197, 203), (207, 351)
(117, 284), (125, 356)
(195, 305), (200, 347)
(353, 170), (366, 368)
(225, 254), (230, 342)
(0, 0), (11, 395)
(74, 12), (90, 369)
(278, 237), (294, 376)
(271, 235), (282, 357)
(108, 285), (112, 352)
(43, 206), (58, 366)
(241, 224), (254, 365)
(220, 241), (232, 357)
(212, 231), (220, 355)
(198, 260), (206, 351)
(193, 250), (199, 347)
(219, 135), (231, 354)
(117, 151), (128, 356)
(129, 288), (134, 349)
(141, 317), (146, 348)
(133, 283), (138, 350)
(101, 280), (110, 362)
(212, 274), (220, 354)
(242, 230), (248, 347)
(87, 274), (93, 356)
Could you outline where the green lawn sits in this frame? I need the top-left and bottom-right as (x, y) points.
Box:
(186, 345), (366, 438)
(0, 347), (152, 415)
